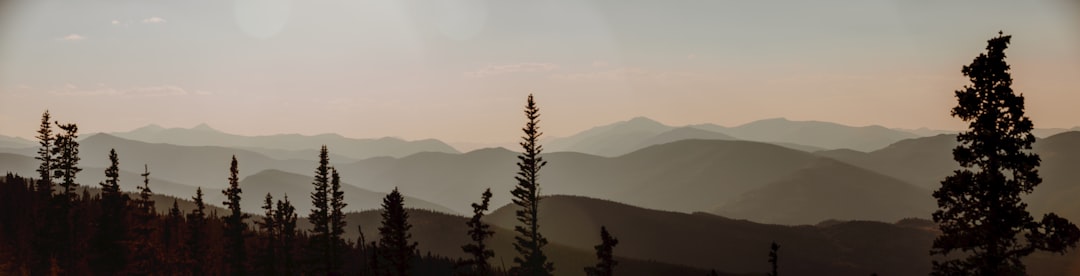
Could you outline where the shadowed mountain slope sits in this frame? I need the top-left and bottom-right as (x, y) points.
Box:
(716, 158), (934, 225)
(693, 117), (918, 152)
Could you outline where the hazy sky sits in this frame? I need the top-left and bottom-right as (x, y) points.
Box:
(1, 0), (1078, 144)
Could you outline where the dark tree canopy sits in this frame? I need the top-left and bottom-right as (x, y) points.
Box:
(378, 187), (417, 276)
(461, 188), (495, 276)
(510, 93), (554, 276)
(931, 32), (1080, 275)
(585, 226), (619, 276)
(308, 145), (337, 274)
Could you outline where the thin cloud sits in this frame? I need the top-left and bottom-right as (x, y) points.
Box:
(59, 34), (85, 41)
(550, 67), (707, 82)
(49, 85), (211, 97)
(111, 19), (121, 25)
(464, 63), (559, 78)
(142, 17), (167, 24)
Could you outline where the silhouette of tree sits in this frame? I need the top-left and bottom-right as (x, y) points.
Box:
(128, 164), (159, 274)
(461, 188), (495, 276)
(931, 32), (1080, 275)
(510, 93), (554, 276)
(330, 167), (348, 273)
(308, 145), (333, 274)
(164, 199), (184, 273)
(222, 155), (249, 275)
(34, 110), (54, 196)
(91, 149), (128, 276)
(259, 193), (278, 276)
(276, 194), (299, 275)
(51, 122), (81, 201)
(31, 111), (57, 275)
(378, 187), (417, 276)
(584, 226), (619, 276)
(187, 187), (208, 275)
(768, 242), (779, 276)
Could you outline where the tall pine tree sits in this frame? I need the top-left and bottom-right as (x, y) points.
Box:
(276, 195), (299, 276)
(51, 122), (81, 202)
(461, 188), (495, 276)
(91, 149), (127, 276)
(510, 94), (554, 275)
(34, 110), (54, 196)
(378, 187), (417, 276)
(329, 167), (347, 273)
(584, 226), (618, 276)
(308, 145), (332, 274)
(186, 187), (208, 275)
(259, 193), (278, 276)
(222, 155), (249, 275)
(931, 32), (1080, 275)
(128, 164), (158, 275)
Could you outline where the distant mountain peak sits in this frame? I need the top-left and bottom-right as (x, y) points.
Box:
(132, 124), (165, 132)
(191, 123), (218, 132)
(625, 116), (664, 125)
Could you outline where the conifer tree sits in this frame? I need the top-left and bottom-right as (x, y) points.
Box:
(931, 32), (1080, 275)
(51, 122), (81, 202)
(584, 226), (618, 276)
(276, 195), (298, 275)
(222, 156), (249, 275)
(187, 187), (208, 275)
(34, 110), (54, 196)
(329, 167), (348, 273)
(91, 149), (127, 276)
(378, 187), (417, 276)
(128, 164), (158, 275)
(259, 193), (278, 276)
(461, 188), (495, 276)
(768, 242), (779, 276)
(31, 111), (56, 275)
(164, 199), (184, 273)
(510, 94), (554, 275)
(309, 145), (332, 274)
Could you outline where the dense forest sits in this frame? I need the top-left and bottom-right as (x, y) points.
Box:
(1, 32), (1079, 276)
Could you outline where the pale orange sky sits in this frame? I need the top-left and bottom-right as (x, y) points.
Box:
(1, 0), (1078, 143)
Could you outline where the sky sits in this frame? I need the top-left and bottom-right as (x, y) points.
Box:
(0, 0), (1078, 144)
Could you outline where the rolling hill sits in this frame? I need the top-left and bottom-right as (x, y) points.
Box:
(692, 117), (919, 152)
(716, 158), (934, 225)
(110, 123), (459, 160)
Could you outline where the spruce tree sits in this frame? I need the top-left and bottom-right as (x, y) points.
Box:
(329, 167), (347, 273)
(309, 145), (332, 274)
(378, 187), (417, 276)
(31, 111), (57, 275)
(186, 187), (208, 275)
(51, 122), (81, 202)
(931, 32), (1080, 275)
(34, 110), (54, 196)
(129, 164), (158, 275)
(91, 149), (127, 276)
(768, 242), (779, 276)
(259, 193), (278, 276)
(222, 155), (249, 275)
(510, 94), (554, 275)
(276, 195), (298, 276)
(164, 199), (184, 273)
(461, 188), (495, 276)
(584, 226), (618, 276)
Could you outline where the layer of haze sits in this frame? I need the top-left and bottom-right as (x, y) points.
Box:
(0, 0), (1078, 144)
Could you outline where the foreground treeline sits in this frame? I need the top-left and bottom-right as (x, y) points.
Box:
(0, 95), (627, 276)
